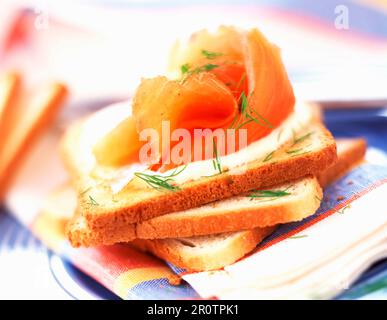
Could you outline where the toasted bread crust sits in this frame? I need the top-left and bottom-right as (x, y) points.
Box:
(63, 121), (337, 237)
(0, 72), (20, 129)
(58, 136), (365, 272)
(137, 138), (367, 239)
(66, 137), (366, 247)
(67, 176), (321, 246)
(66, 176), (320, 246)
(317, 138), (366, 188)
(131, 227), (275, 272)
(0, 82), (68, 201)
(67, 211), (137, 247)
(129, 139), (366, 271)
(134, 176), (322, 239)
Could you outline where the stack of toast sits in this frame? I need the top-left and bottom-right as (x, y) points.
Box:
(57, 109), (366, 271)
(56, 26), (369, 272)
(0, 28), (367, 274)
(40, 134), (365, 272)
(59, 97), (364, 269)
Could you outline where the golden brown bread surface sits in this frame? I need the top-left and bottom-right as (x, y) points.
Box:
(0, 72), (20, 133)
(40, 181), (275, 270)
(133, 138), (367, 240)
(129, 139), (366, 271)
(0, 79), (68, 201)
(0, 72), (21, 175)
(64, 139), (364, 246)
(43, 138), (364, 270)
(67, 210), (136, 248)
(42, 182), (276, 271)
(135, 176), (322, 239)
(131, 227), (276, 272)
(67, 176), (319, 246)
(317, 138), (366, 188)
(63, 120), (337, 241)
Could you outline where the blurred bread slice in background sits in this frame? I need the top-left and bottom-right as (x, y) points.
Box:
(0, 72), (20, 141)
(0, 73), (68, 201)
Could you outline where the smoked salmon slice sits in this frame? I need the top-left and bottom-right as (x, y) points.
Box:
(133, 73), (237, 164)
(168, 27), (294, 143)
(93, 116), (144, 166)
(93, 26), (295, 168)
(242, 28), (295, 143)
(169, 26), (248, 101)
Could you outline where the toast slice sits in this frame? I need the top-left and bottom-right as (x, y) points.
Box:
(0, 72), (21, 156)
(62, 103), (337, 236)
(39, 179), (274, 271)
(65, 121), (335, 246)
(0, 72), (20, 129)
(131, 138), (367, 271)
(67, 137), (359, 248)
(134, 176), (321, 239)
(133, 138), (367, 240)
(131, 227), (276, 272)
(44, 138), (365, 270)
(67, 176), (320, 247)
(0, 80), (68, 201)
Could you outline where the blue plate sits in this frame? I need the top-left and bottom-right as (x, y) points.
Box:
(0, 212), (119, 300)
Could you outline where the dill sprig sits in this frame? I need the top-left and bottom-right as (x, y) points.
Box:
(229, 92), (273, 130)
(286, 148), (304, 154)
(134, 165), (187, 192)
(201, 49), (223, 59)
(195, 63), (219, 73)
(180, 63), (219, 77)
(249, 185), (292, 200)
(263, 151), (275, 162)
(249, 189), (291, 198)
(80, 187), (92, 196)
(286, 142), (312, 156)
(227, 72), (246, 95)
(181, 63), (190, 74)
(292, 131), (314, 146)
(234, 72), (246, 91)
(212, 138), (222, 174)
(88, 195), (99, 206)
(289, 235), (308, 239)
(289, 150), (311, 157)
